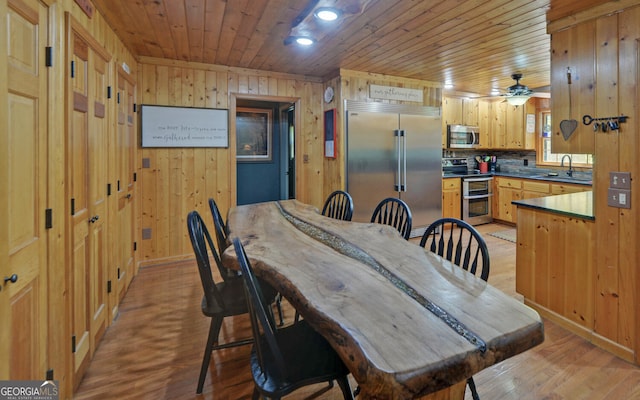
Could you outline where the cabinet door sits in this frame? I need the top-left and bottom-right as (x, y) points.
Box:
(442, 97), (463, 146)
(477, 100), (491, 149)
(491, 101), (507, 148)
(550, 21), (596, 154)
(506, 103), (525, 148)
(442, 178), (461, 219)
(462, 98), (479, 126)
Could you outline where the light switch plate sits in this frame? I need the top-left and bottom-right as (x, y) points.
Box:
(610, 172), (631, 189)
(608, 188), (631, 209)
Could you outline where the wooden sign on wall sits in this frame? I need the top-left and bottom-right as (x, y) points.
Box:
(369, 84), (423, 103)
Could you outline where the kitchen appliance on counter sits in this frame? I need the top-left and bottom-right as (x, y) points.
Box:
(447, 124), (480, 148)
(442, 157), (469, 175)
(463, 175), (493, 225)
(346, 100), (441, 237)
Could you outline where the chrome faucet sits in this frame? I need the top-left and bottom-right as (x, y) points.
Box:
(561, 155), (573, 177)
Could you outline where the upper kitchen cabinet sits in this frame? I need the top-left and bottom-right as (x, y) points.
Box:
(550, 20), (596, 154)
(489, 99), (535, 150)
(442, 97), (479, 146)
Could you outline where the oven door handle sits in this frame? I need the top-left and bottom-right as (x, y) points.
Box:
(464, 194), (494, 200)
(463, 177), (493, 182)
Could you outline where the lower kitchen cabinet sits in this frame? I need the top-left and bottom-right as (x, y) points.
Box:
(442, 177), (461, 219)
(494, 177), (521, 223)
(494, 176), (592, 224)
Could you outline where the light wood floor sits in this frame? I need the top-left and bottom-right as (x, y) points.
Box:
(74, 223), (640, 400)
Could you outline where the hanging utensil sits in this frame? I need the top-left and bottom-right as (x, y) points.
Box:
(559, 67), (578, 140)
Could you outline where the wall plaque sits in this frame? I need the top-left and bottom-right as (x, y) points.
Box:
(369, 84), (424, 103)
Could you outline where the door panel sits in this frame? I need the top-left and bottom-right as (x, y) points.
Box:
(3, 0), (48, 380)
(67, 18), (114, 386)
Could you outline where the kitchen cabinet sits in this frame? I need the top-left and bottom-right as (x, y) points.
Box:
(442, 177), (461, 219)
(550, 20), (596, 154)
(494, 176), (592, 223)
(494, 177), (522, 223)
(490, 100), (535, 150)
(441, 97), (479, 146)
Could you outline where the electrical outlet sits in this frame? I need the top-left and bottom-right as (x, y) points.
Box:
(608, 188), (631, 209)
(610, 172), (631, 189)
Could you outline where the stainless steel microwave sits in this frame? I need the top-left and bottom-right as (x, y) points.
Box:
(447, 125), (480, 148)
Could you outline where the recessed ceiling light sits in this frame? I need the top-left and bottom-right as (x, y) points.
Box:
(314, 7), (340, 21)
(295, 36), (315, 46)
(444, 83), (454, 89)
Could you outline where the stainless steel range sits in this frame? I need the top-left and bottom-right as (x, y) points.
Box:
(442, 158), (493, 225)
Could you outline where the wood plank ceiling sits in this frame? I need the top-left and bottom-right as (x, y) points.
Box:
(90, 0), (609, 96)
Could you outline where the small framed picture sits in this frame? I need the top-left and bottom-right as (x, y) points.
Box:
(236, 108), (272, 162)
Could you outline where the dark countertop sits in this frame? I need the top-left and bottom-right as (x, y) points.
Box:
(512, 191), (594, 220)
(443, 171), (592, 186)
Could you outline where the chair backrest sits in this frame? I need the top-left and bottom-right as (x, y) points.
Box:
(208, 198), (229, 253)
(322, 190), (354, 221)
(419, 217), (490, 281)
(187, 211), (230, 308)
(232, 237), (287, 380)
(370, 197), (413, 240)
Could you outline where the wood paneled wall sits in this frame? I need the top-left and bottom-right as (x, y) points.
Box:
(547, 2), (640, 363)
(137, 58), (324, 262)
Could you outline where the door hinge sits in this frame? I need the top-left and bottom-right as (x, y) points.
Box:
(70, 60), (75, 78)
(117, 180), (121, 191)
(107, 86), (112, 99)
(133, 103), (137, 113)
(45, 47), (53, 67)
(117, 92), (120, 104)
(107, 280), (112, 293)
(45, 209), (53, 229)
(107, 183), (112, 196)
(70, 198), (75, 215)
(133, 242), (137, 251)
(46, 369), (54, 381)
(71, 335), (76, 353)
(133, 172), (137, 182)
(117, 268), (121, 279)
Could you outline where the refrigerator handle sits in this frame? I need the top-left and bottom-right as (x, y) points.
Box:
(394, 129), (402, 191)
(400, 130), (407, 191)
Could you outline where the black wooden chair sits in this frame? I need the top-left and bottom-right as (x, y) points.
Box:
(232, 237), (354, 400)
(370, 197), (412, 240)
(209, 197), (284, 325)
(419, 217), (490, 400)
(322, 190), (354, 221)
(187, 210), (280, 394)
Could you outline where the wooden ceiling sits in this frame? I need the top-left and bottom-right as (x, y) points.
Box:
(91, 0), (609, 96)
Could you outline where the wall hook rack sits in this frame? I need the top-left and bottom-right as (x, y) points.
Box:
(582, 114), (628, 125)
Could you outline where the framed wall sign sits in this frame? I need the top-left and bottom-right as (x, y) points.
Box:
(141, 105), (229, 148)
(236, 107), (272, 162)
(324, 108), (336, 158)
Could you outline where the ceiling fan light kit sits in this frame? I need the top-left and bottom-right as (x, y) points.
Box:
(504, 73), (533, 106)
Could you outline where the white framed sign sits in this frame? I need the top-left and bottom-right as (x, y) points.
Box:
(369, 84), (424, 103)
(141, 105), (229, 148)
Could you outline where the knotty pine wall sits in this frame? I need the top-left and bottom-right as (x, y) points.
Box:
(137, 58), (325, 262)
(136, 62), (442, 263)
(548, 1), (640, 363)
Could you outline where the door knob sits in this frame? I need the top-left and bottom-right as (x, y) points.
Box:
(4, 274), (18, 284)
(126, 193), (132, 199)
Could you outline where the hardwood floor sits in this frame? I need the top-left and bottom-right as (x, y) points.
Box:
(74, 223), (640, 400)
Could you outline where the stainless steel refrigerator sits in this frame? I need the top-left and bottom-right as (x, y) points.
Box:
(345, 101), (442, 237)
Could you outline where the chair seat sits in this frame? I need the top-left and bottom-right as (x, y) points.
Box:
(250, 319), (350, 397)
(201, 277), (248, 317)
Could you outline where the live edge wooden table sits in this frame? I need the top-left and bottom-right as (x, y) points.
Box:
(222, 200), (544, 400)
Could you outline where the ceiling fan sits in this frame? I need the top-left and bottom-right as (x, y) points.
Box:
(501, 73), (533, 106)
